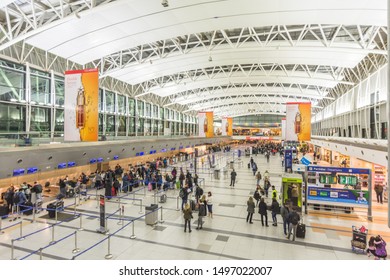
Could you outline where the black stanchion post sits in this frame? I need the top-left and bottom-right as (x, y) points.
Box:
(0, 216), (4, 234)
(176, 196), (180, 211)
(49, 224), (56, 245)
(139, 199), (143, 214)
(11, 239), (15, 260)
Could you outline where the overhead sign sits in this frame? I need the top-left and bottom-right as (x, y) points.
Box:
(307, 165), (371, 175)
(286, 102), (311, 141)
(300, 156), (311, 166)
(198, 112), (214, 138)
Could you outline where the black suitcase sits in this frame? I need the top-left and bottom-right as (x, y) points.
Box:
(22, 202), (33, 215)
(0, 205), (9, 218)
(247, 163), (250, 169)
(296, 223), (306, 238)
(47, 201), (64, 218)
(190, 200), (196, 211)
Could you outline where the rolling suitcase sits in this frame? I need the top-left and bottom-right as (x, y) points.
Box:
(0, 205), (9, 218)
(160, 193), (167, 203)
(296, 223), (306, 238)
(190, 199), (196, 211)
(247, 163), (250, 169)
(22, 202), (33, 215)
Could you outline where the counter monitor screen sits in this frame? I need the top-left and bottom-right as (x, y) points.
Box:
(319, 174), (337, 184)
(338, 175), (358, 186)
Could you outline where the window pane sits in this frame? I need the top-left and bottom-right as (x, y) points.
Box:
(99, 89), (104, 112)
(106, 91), (115, 113)
(128, 98), (135, 116)
(0, 103), (25, 132)
(55, 109), (64, 132)
(128, 117), (135, 136)
(118, 116), (126, 136)
(137, 100), (144, 117)
(0, 67), (25, 101)
(55, 79), (64, 105)
(30, 107), (50, 132)
(137, 118), (144, 134)
(106, 114), (115, 133)
(117, 94), (126, 114)
(31, 74), (50, 104)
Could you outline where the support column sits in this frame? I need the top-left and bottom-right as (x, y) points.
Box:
(387, 0), (390, 228)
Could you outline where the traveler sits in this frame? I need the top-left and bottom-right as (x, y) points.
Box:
(206, 192), (213, 218)
(271, 185), (278, 200)
(258, 198), (269, 227)
(196, 196), (207, 230)
(374, 235), (387, 260)
(374, 184), (384, 204)
(253, 186), (261, 206)
(246, 196), (255, 224)
(4, 185), (15, 213)
(255, 171), (262, 186)
(280, 202), (290, 235)
(183, 203), (193, 233)
(270, 198), (279, 226)
(287, 208), (300, 241)
(230, 169), (237, 187)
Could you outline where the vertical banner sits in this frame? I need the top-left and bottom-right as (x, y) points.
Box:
(285, 102), (311, 141)
(64, 68), (99, 141)
(285, 149), (293, 172)
(227, 117), (233, 136)
(198, 112), (206, 137)
(205, 112), (214, 138)
(281, 118), (286, 140)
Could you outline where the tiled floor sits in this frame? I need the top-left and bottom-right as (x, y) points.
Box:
(0, 149), (389, 260)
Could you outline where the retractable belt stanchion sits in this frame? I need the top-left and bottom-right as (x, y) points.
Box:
(72, 231), (80, 254)
(49, 224), (56, 245)
(139, 200), (143, 214)
(18, 221), (25, 241)
(105, 236), (113, 259)
(74, 195), (77, 216)
(32, 205), (36, 223)
(78, 214), (84, 231)
(176, 196), (180, 211)
(130, 220), (136, 239)
(96, 188), (99, 209)
(159, 207), (164, 223)
(133, 192), (135, 204)
(11, 239), (15, 260)
(117, 205), (123, 225)
(39, 248), (43, 260)
(0, 217), (4, 234)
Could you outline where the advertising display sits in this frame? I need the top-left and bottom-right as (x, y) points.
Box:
(198, 111), (214, 138)
(284, 149), (293, 172)
(221, 117), (233, 136)
(308, 187), (369, 207)
(306, 165), (371, 208)
(282, 176), (303, 209)
(64, 68), (99, 141)
(281, 118), (286, 140)
(285, 102), (311, 141)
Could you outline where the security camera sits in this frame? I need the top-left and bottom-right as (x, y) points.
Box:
(161, 0), (169, 7)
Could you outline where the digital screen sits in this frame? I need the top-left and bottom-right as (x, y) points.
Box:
(338, 175), (358, 186)
(170, 148), (176, 151)
(97, 158), (103, 163)
(57, 163), (67, 169)
(139, 152), (144, 156)
(113, 155), (119, 160)
(89, 158), (97, 164)
(67, 162), (76, 167)
(135, 153), (140, 156)
(27, 167), (38, 174)
(319, 174), (337, 184)
(13, 168), (25, 176)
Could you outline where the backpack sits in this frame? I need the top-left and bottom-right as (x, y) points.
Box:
(290, 212), (300, 225)
(35, 184), (42, 193)
(13, 192), (21, 204)
(179, 188), (184, 198)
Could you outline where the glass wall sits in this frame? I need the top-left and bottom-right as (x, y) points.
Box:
(0, 58), (194, 138)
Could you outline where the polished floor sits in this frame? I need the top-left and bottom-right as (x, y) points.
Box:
(0, 149), (389, 260)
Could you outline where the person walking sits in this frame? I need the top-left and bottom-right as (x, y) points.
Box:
(258, 198), (269, 227)
(255, 171), (262, 186)
(246, 196), (255, 224)
(271, 185), (278, 200)
(183, 203), (193, 233)
(287, 208), (300, 241)
(206, 192), (213, 218)
(270, 198), (280, 226)
(252, 162), (257, 176)
(280, 202), (290, 235)
(230, 169), (237, 187)
(4, 185), (15, 214)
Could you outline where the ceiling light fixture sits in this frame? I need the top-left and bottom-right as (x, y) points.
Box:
(161, 0), (169, 7)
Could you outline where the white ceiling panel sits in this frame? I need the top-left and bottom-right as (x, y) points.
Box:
(25, 0), (386, 64)
(148, 75), (339, 97)
(110, 42), (367, 84)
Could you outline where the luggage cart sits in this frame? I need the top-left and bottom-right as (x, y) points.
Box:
(351, 226), (367, 254)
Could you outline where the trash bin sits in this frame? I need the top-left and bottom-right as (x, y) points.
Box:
(145, 204), (158, 225)
(229, 161), (234, 169)
(214, 169), (220, 180)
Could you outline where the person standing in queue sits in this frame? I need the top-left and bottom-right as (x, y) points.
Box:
(246, 196), (255, 224)
(258, 198), (269, 227)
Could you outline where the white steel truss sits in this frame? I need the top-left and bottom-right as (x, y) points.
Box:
(91, 25), (387, 77)
(0, 0), (116, 51)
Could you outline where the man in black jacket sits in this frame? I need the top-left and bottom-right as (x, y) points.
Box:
(230, 169), (237, 187)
